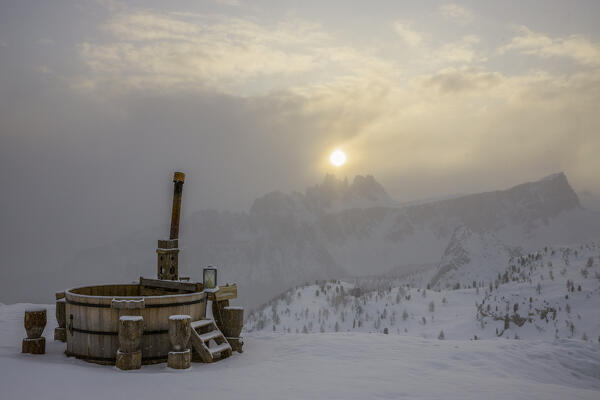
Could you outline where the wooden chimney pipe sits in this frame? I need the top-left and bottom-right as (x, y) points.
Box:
(169, 172), (186, 240)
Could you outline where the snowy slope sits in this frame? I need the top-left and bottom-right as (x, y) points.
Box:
(428, 225), (520, 289)
(247, 242), (600, 343)
(1, 303), (600, 400)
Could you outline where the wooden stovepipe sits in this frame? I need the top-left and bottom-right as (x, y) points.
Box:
(170, 172), (186, 240)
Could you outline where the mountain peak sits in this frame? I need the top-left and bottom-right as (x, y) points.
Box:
(539, 172), (567, 182)
(250, 174), (394, 217)
(506, 171), (580, 211)
(305, 174), (394, 211)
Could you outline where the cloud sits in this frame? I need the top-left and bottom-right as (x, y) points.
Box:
(422, 67), (501, 94)
(37, 38), (55, 46)
(393, 22), (423, 47)
(440, 4), (474, 25)
(70, 8), (600, 201)
(77, 11), (396, 96)
(435, 35), (484, 64)
(216, 0), (241, 5)
(35, 65), (53, 75)
(392, 22), (484, 67)
(499, 26), (600, 66)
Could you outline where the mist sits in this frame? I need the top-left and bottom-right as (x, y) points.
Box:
(2, 0), (600, 305)
(3, 3), (600, 399)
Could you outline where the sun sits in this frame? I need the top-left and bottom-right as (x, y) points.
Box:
(329, 149), (347, 167)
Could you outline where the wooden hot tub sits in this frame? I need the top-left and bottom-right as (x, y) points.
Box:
(64, 284), (206, 364)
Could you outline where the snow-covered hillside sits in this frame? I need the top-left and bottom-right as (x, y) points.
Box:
(246, 242), (600, 343)
(59, 172), (600, 309)
(1, 303), (600, 400)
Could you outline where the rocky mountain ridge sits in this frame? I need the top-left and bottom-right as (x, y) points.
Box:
(62, 172), (600, 308)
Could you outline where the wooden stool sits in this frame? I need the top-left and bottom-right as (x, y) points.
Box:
(23, 309), (46, 355)
(116, 316), (143, 370)
(168, 315), (191, 369)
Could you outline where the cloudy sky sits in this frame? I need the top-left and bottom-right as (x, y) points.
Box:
(1, 1), (599, 299)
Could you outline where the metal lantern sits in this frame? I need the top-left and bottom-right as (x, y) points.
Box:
(203, 266), (217, 289)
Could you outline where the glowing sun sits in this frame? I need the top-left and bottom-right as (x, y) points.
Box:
(329, 149), (347, 167)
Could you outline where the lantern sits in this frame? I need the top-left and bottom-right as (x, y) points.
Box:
(203, 266), (217, 289)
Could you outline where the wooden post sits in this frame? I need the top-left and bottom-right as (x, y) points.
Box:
(54, 299), (66, 342)
(116, 316), (143, 370)
(212, 300), (244, 353)
(167, 315), (191, 369)
(156, 240), (179, 280)
(22, 308), (46, 354)
(155, 172), (186, 280)
(222, 306), (244, 353)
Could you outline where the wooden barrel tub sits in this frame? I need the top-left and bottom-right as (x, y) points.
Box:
(65, 284), (206, 365)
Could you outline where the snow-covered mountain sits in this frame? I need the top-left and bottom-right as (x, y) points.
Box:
(61, 172), (600, 308)
(246, 241), (600, 343)
(249, 174), (395, 217)
(428, 226), (519, 290)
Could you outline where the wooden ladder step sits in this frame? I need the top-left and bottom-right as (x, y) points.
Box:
(189, 319), (232, 363)
(209, 342), (232, 357)
(191, 319), (214, 330)
(199, 330), (221, 343)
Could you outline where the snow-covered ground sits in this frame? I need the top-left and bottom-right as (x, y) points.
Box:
(1, 302), (600, 400)
(3, 242), (600, 399)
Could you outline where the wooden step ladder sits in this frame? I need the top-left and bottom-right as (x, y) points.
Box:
(190, 319), (232, 363)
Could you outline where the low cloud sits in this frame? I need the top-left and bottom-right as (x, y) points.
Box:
(435, 35), (485, 64)
(78, 12), (396, 96)
(440, 4), (474, 25)
(37, 38), (55, 46)
(393, 22), (424, 47)
(499, 26), (600, 66)
(216, 0), (241, 6)
(422, 67), (501, 94)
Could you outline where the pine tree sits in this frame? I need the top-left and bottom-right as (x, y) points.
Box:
(438, 330), (445, 340)
(569, 322), (575, 337)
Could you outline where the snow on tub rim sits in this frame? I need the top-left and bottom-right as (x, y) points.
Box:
(169, 314), (192, 320)
(64, 283), (207, 365)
